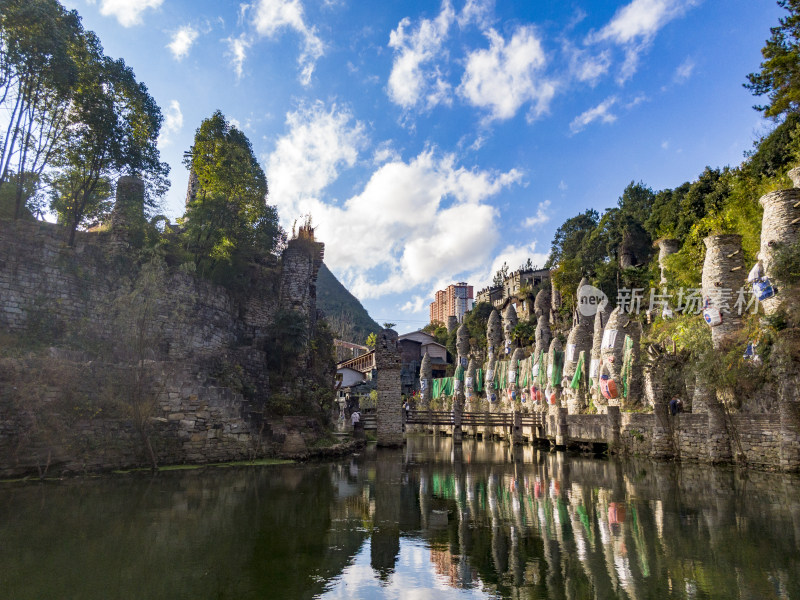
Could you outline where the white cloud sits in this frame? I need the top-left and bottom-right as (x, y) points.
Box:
(167, 25), (199, 61)
(401, 295), (427, 314)
(524, 200), (551, 228)
(225, 34), (251, 79)
(459, 26), (556, 121)
(251, 0), (324, 85)
(587, 0), (699, 82)
(591, 0), (698, 45)
(97, 0), (163, 27)
(558, 180), (568, 191)
(567, 46), (611, 85)
(267, 101), (367, 219)
(457, 0), (494, 28)
(387, 1), (456, 109)
(157, 100), (183, 148)
(266, 102), (523, 300)
(570, 96), (618, 134)
(673, 57), (695, 83)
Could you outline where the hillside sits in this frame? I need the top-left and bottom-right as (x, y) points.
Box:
(316, 262), (380, 344)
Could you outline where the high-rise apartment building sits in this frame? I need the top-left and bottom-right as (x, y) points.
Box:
(429, 282), (474, 324)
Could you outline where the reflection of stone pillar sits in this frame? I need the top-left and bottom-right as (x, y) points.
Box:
(371, 450), (401, 580)
(654, 238), (680, 284)
(758, 167), (800, 316)
(701, 234), (746, 349)
(376, 329), (403, 447)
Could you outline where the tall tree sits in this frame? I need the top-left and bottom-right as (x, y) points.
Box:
(745, 0), (800, 119)
(48, 36), (169, 246)
(183, 111), (284, 286)
(0, 0), (83, 219)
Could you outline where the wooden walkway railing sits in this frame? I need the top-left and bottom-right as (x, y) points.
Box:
(405, 410), (544, 428)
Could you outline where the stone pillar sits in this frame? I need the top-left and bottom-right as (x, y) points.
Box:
(512, 410), (523, 445)
(758, 168), (800, 315)
(111, 175), (145, 241)
(447, 315), (459, 333)
(502, 303), (518, 357)
(599, 307), (637, 408)
(651, 402), (674, 459)
(453, 323), (469, 443)
(692, 373), (712, 414)
(606, 406), (621, 452)
(701, 234), (746, 349)
(376, 328), (403, 447)
(546, 338), (563, 401)
(485, 308), (503, 408)
(654, 238), (680, 284)
(419, 351), (432, 410)
(706, 401), (732, 463)
(589, 304), (612, 406)
(554, 407), (569, 447)
(534, 288), (552, 359)
(563, 278), (594, 414)
(780, 389), (800, 472)
(550, 277), (562, 325)
(508, 347), (525, 411)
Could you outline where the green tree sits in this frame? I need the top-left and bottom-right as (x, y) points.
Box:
(47, 29), (169, 245)
(365, 332), (377, 349)
(545, 209), (599, 269)
(0, 0), (84, 219)
(745, 0), (800, 119)
(182, 111), (284, 286)
(463, 301), (493, 351)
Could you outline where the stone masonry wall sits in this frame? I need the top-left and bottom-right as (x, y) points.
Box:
(0, 358), (259, 476)
(0, 210), (322, 474)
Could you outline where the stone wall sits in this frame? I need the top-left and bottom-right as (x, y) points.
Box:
(0, 358), (260, 476)
(0, 199), (324, 474)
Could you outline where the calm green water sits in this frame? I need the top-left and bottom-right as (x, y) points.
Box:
(1, 437), (799, 600)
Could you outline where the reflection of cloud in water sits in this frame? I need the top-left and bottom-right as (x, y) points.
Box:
(318, 539), (488, 599)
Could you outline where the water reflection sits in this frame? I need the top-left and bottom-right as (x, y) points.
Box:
(1, 437), (799, 599)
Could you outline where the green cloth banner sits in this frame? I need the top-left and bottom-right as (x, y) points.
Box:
(455, 364), (465, 381)
(570, 351), (585, 390)
(549, 351), (564, 387)
(475, 368), (484, 392)
(432, 377), (453, 399)
(621, 335), (634, 398)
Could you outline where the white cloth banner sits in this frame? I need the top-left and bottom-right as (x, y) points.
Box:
(602, 329), (617, 349)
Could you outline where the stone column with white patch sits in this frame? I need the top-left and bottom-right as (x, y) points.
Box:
(701, 234), (746, 349)
(758, 166), (800, 316)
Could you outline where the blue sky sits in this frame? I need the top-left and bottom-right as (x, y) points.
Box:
(64, 0), (782, 334)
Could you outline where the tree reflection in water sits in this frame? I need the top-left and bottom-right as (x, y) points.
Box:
(0, 437), (798, 599)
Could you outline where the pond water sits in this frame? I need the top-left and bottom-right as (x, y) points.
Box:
(1, 437), (799, 599)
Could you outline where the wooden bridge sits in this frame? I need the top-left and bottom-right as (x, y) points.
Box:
(404, 410), (544, 428)
(362, 408), (615, 451)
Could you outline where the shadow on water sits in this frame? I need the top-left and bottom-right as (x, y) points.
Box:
(1, 437), (799, 599)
